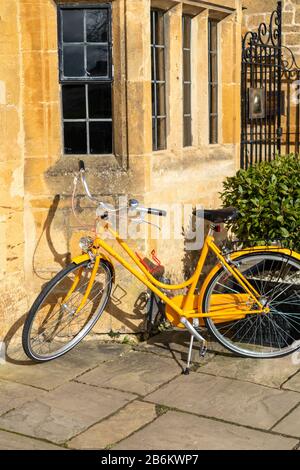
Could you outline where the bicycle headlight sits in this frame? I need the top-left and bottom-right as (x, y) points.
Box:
(79, 236), (94, 253)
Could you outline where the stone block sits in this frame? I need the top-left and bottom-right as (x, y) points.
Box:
(273, 405), (300, 437)
(0, 430), (62, 450)
(77, 350), (181, 396)
(0, 341), (131, 391)
(68, 401), (157, 449)
(199, 354), (300, 388)
(114, 410), (298, 450)
(0, 382), (136, 444)
(145, 372), (300, 429)
(283, 371), (300, 392)
(0, 379), (46, 416)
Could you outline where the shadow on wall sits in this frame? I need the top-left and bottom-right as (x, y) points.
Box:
(3, 207), (229, 366)
(32, 194), (72, 280)
(3, 195), (148, 365)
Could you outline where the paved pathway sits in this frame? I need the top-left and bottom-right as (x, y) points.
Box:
(0, 331), (299, 450)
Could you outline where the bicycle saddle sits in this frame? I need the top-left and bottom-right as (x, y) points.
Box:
(193, 207), (238, 224)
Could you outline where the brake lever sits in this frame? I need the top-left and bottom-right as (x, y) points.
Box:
(129, 209), (161, 231)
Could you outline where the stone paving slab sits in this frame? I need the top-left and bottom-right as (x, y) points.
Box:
(0, 342), (131, 391)
(136, 330), (216, 366)
(145, 372), (300, 430)
(273, 404), (300, 437)
(283, 372), (300, 393)
(114, 411), (298, 450)
(77, 351), (181, 396)
(68, 401), (157, 449)
(0, 379), (46, 416)
(0, 381), (135, 444)
(199, 354), (300, 389)
(0, 430), (63, 450)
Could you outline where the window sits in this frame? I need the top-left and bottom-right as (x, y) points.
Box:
(208, 19), (218, 144)
(151, 10), (167, 151)
(183, 15), (192, 147)
(58, 5), (113, 155)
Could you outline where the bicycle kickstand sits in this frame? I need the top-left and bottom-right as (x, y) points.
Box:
(181, 317), (207, 376)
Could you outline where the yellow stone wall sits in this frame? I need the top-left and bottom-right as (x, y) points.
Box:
(243, 0), (300, 60)
(0, 0), (242, 342)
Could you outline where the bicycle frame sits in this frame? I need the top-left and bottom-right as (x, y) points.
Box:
(71, 223), (274, 323)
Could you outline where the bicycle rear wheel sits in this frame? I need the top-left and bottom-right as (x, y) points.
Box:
(203, 252), (300, 358)
(22, 260), (112, 362)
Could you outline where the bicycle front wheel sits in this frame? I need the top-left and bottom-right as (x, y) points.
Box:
(22, 259), (113, 362)
(203, 251), (300, 358)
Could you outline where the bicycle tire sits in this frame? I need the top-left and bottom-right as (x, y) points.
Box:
(22, 260), (113, 362)
(202, 251), (300, 359)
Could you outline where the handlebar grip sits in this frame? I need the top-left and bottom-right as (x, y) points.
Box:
(79, 160), (85, 172)
(147, 208), (167, 217)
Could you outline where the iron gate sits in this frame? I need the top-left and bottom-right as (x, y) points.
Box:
(241, 1), (300, 169)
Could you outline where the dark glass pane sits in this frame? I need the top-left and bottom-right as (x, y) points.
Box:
(152, 83), (156, 117)
(154, 11), (165, 46)
(184, 116), (192, 147)
(210, 115), (218, 144)
(89, 122), (112, 154)
(151, 47), (155, 80)
(184, 83), (191, 115)
(183, 49), (191, 83)
(62, 9), (84, 43)
(64, 122), (87, 154)
(86, 9), (109, 43)
(210, 84), (218, 114)
(152, 117), (156, 149)
(209, 53), (218, 83)
(62, 85), (86, 119)
(157, 118), (166, 150)
(157, 83), (166, 116)
(155, 47), (165, 82)
(88, 84), (112, 119)
(183, 16), (191, 50)
(87, 46), (108, 77)
(151, 12), (154, 45)
(209, 21), (218, 52)
(63, 45), (85, 77)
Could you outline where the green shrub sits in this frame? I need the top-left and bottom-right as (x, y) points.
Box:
(221, 155), (300, 251)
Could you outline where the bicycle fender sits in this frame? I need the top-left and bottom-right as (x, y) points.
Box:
(72, 253), (91, 265)
(198, 246), (300, 312)
(230, 246), (300, 261)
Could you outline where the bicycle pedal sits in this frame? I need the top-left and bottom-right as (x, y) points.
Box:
(199, 343), (208, 358)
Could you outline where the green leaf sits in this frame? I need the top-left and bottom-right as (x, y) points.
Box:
(221, 155), (300, 251)
(280, 227), (289, 238)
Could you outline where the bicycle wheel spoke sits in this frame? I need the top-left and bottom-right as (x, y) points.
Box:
(205, 252), (300, 358)
(26, 261), (112, 360)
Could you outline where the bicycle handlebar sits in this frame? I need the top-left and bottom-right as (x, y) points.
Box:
(147, 208), (167, 217)
(77, 160), (167, 217)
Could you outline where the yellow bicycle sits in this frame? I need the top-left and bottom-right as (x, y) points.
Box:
(22, 161), (300, 371)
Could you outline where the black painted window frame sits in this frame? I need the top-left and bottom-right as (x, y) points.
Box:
(183, 14), (192, 147)
(151, 9), (167, 152)
(58, 3), (113, 155)
(208, 19), (219, 145)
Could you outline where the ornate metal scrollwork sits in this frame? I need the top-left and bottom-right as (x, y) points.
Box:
(242, 2), (281, 62)
(281, 46), (300, 76)
(241, 1), (300, 170)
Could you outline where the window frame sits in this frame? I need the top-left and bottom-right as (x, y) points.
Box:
(58, 3), (114, 156)
(58, 3), (113, 83)
(182, 14), (193, 148)
(151, 9), (167, 152)
(208, 18), (219, 145)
